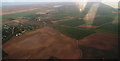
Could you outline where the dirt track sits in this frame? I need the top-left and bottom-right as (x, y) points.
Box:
(3, 26), (82, 59)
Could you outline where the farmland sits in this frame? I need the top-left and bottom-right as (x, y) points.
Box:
(2, 9), (42, 22)
(56, 19), (85, 27)
(96, 23), (119, 34)
(51, 24), (95, 40)
(2, 2), (118, 59)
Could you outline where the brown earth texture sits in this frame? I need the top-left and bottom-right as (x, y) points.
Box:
(3, 26), (118, 59)
(3, 26), (82, 59)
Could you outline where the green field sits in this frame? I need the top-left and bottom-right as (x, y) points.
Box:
(57, 19), (85, 27)
(92, 3), (117, 26)
(96, 23), (119, 34)
(51, 24), (95, 40)
(2, 9), (43, 22)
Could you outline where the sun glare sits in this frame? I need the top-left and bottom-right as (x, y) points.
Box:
(76, 0), (88, 12)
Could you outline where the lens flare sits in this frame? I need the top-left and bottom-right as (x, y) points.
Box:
(76, 0), (88, 12)
(112, 15), (118, 24)
(84, 2), (100, 25)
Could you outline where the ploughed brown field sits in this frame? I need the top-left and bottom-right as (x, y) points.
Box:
(1, 4), (46, 15)
(1, 4), (54, 15)
(3, 26), (118, 59)
(77, 25), (97, 28)
(3, 20), (27, 24)
(79, 32), (118, 51)
(1, 8), (38, 15)
(78, 32), (118, 58)
(3, 26), (82, 59)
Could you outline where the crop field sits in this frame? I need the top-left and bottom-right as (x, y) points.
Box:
(56, 19), (85, 27)
(2, 9), (42, 22)
(2, 2), (118, 59)
(92, 3), (117, 26)
(51, 24), (95, 40)
(96, 23), (119, 34)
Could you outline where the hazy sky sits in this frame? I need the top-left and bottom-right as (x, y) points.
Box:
(1, 0), (119, 2)
(1, 0), (119, 8)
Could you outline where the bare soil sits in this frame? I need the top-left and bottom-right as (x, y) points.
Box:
(3, 20), (27, 24)
(1, 8), (38, 15)
(78, 32), (118, 51)
(77, 25), (97, 28)
(1, 4), (48, 15)
(2, 26), (118, 59)
(51, 17), (74, 23)
(3, 26), (82, 59)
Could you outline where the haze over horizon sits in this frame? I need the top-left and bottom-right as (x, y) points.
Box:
(1, 0), (119, 2)
(2, 0), (119, 8)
